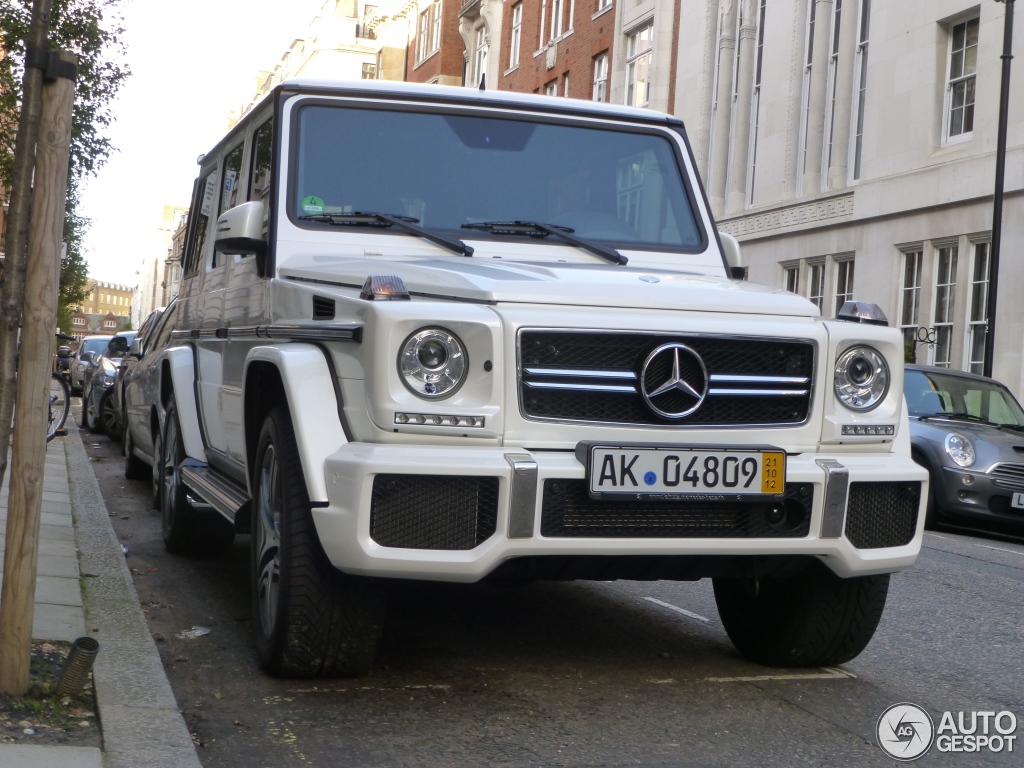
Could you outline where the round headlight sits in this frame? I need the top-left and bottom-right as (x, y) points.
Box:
(399, 328), (467, 399)
(834, 346), (889, 411)
(944, 432), (976, 468)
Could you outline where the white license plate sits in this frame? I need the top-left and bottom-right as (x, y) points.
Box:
(588, 446), (786, 498)
(1012, 493), (1024, 510)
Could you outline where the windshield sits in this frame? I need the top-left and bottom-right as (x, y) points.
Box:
(904, 370), (1024, 426)
(291, 104), (704, 251)
(82, 337), (111, 354)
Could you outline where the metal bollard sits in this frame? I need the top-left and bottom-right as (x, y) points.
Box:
(56, 636), (100, 696)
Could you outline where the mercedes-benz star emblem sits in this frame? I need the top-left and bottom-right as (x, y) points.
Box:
(640, 343), (709, 419)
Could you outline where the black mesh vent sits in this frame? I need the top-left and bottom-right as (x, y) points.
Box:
(312, 295), (336, 320)
(540, 480), (813, 538)
(370, 475), (498, 550)
(844, 482), (921, 549)
(520, 331), (814, 426)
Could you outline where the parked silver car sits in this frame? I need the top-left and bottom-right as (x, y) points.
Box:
(82, 331), (137, 437)
(121, 299), (179, 504)
(69, 335), (113, 395)
(905, 364), (1024, 533)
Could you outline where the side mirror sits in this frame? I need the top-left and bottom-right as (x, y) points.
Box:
(215, 201), (267, 275)
(80, 351), (95, 363)
(719, 232), (746, 280)
(128, 337), (143, 359)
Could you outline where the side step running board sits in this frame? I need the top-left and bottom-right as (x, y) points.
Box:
(179, 459), (251, 525)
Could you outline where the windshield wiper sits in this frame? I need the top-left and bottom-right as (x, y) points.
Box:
(917, 411), (998, 426)
(995, 423), (1024, 433)
(461, 220), (628, 266)
(300, 212), (474, 257)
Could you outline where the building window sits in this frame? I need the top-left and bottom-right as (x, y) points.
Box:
(509, 3), (522, 69)
(625, 22), (653, 108)
(807, 261), (825, 311)
(946, 17), (978, 141)
(592, 52), (608, 102)
(799, 0), (816, 177)
(72, 317), (85, 326)
(473, 25), (489, 87)
(361, 62), (377, 79)
(563, 73), (570, 97)
(550, 0), (563, 39)
(823, 0), (843, 178)
(852, 0), (871, 180)
(967, 242), (990, 374)
(748, 0), (767, 205)
(899, 250), (923, 360)
(834, 258), (854, 317)
(597, 0), (611, 10)
(416, 1), (442, 63)
(783, 265), (800, 294)
(545, 80), (558, 97)
(932, 245), (958, 367)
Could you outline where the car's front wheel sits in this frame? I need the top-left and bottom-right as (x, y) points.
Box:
(251, 406), (385, 677)
(713, 561), (890, 667)
(100, 390), (120, 441)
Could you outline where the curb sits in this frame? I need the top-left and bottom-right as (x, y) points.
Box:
(65, 424), (202, 768)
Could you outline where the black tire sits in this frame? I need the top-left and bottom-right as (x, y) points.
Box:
(86, 389), (104, 434)
(713, 561), (890, 667)
(123, 422), (148, 480)
(99, 390), (120, 441)
(251, 406), (385, 677)
(46, 375), (70, 442)
(151, 427), (163, 510)
(159, 398), (235, 556)
(79, 385), (94, 430)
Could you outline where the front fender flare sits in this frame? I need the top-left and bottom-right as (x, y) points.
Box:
(244, 345), (347, 503)
(164, 346), (208, 464)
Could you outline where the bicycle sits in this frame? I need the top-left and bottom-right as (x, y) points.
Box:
(47, 372), (70, 441)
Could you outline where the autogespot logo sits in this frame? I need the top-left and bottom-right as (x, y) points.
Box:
(877, 703), (935, 761)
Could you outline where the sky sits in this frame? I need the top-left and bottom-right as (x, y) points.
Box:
(77, 0), (329, 284)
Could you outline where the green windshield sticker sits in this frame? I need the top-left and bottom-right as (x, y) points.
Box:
(301, 195), (325, 215)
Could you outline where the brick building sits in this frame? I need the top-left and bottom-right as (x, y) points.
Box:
(496, 0), (614, 100)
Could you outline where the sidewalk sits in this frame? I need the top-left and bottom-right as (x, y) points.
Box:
(0, 423), (202, 768)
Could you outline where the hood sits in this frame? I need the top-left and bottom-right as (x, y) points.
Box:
(279, 253), (820, 317)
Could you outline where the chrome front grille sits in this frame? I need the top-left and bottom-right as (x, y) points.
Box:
(519, 330), (815, 426)
(990, 463), (1024, 490)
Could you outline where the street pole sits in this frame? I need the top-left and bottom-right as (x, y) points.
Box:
(983, 0), (1016, 379)
(0, 50), (78, 697)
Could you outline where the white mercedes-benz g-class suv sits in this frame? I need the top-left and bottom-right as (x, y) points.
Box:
(155, 79), (926, 677)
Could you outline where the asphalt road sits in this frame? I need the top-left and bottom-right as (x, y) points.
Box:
(77, 410), (1024, 767)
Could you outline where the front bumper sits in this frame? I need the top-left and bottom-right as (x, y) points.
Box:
(935, 465), (1024, 529)
(313, 444), (928, 582)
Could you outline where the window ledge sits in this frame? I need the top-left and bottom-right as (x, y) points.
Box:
(941, 131), (974, 149)
(592, 5), (613, 21)
(413, 49), (440, 70)
(504, 64), (519, 76)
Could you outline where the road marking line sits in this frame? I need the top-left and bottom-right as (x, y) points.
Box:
(702, 667), (856, 683)
(972, 543), (1024, 557)
(925, 531), (1024, 557)
(643, 596), (710, 623)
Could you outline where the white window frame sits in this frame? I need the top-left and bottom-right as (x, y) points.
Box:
(850, 0), (871, 182)
(747, 0), (767, 206)
(899, 248), (924, 359)
(797, 0), (817, 195)
(509, 3), (522, 69)
(943, 15), (979, 146)
(592, 52), (608, 102)
(782, 262), (800, 295)
(563, 73), (570, 97)
(833, 256), (855, 318)
(416, 1), (442, 64)
(545, 80), (558, 97)
(551, 0), (563, 40)
(807, 260), (826, 311)
(966, 240), (990, 374)
(821, 0), (843, 187)
(931, 243), (959, 368)
(473, 25), (489, 87)
(597, 0), (612, 12)
(625, 21), (654, 108)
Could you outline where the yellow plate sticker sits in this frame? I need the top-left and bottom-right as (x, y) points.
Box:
(761, 452), (785, 494)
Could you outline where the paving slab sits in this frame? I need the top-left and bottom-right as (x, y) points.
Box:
(0, 535), (78, 557)
(0, 553), (80, 578)
(0, 745), (103, 768)
(30, 601), (86, 642)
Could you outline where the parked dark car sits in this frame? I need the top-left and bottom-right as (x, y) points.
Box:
(82, 331), (137, 438)
(905, 364), (1024, 533)
(69, 335), (113, 395)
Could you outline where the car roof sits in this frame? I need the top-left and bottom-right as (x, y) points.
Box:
(905, 364), (1002, 386)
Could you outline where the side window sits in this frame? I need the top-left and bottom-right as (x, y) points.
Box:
(183, 169), (218, 276)
(250, 118), (274, 221)
(220, 144), (244, 215)
(151, 305), (178, 353)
